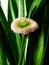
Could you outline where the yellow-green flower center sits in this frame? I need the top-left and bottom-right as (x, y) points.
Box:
(18, 21), (30, 28)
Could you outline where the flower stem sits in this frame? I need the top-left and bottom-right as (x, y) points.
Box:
(22, 34), (24, 44)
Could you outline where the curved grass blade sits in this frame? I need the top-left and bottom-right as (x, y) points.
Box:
(0, 6), (19, 65)
(0, 40), (7, 65)
(0, 21), (16, 65)
(8, 0), (22, 52)
(10, 0), (18, 18)
(34, 5), (49, 65)
(8, 0), (18, 22)
(28, 0), (44, 18)
(0, 28), (11, 65)
(8, 0), (22, 64)
(34, 30), (44, 65)
(41, 5), (49, 65)
(26, 0), (34, 15)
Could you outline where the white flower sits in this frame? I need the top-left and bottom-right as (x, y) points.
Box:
(11, 18), (39, 34)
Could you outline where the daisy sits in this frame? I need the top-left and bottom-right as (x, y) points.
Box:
(11, 18), (39, 34)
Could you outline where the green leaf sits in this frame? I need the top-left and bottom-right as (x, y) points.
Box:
(8, 0), (22, 64)
(18, 0), (26, 17)
(0, 28), (11, 65)
(34, 31), (44, 65)
(0, 44), (7, 65)
(0, 34), (7, 65)
(28, 0), (44, 18)
(0, 6), (19, 65)
(34, 4), (49, 65)
(8, 0), (22, 48)
(0, 21), (16, 65)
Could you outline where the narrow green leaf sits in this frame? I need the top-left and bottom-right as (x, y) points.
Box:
(18, 0), (24, 17)
(0, 30), (12, 65)
(8, 0), (22, 62)
(0, 40), (7, 65)
(18, 0), (26, 17)
(0, 30), (8, 65)
(34, 5), (49, 65)
(34, 31), (44, 65)
(41, 5), (49, 65)
(28, 0), (44, 18)
(0, 21), (15, 65)
(10, 0), (18, 18)
(0, 6), (18, 65)
(15, 0), (19, 8)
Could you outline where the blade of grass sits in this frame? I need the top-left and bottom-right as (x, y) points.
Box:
(0, 31), (13, 65)
(34, 30), (44, 65)
(34, 4), (49, 65)
(0, 29), (9, 65)
(8, 0), (22, 64)
(15, 0), (19, 8)
(8, 0), (22, 51)
(18, 0), (25, 17)
(10, 0), (18, 18)
(26, 0), (34, 15)
(41, 5), (49, 65)
(0, 21), (16, 65)
(0, 40), (7, 65)
(28, 0), (44, 18)
(0, 5), (19, 65)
